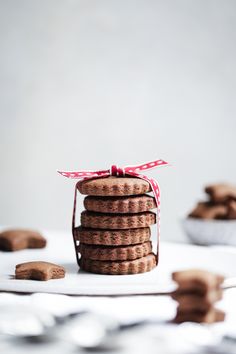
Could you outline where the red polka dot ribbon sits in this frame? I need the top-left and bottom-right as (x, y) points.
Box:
(58, 159), (169, 265)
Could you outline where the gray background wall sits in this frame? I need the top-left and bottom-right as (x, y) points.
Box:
(0, 0), (236, 241)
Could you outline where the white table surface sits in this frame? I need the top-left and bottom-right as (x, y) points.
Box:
(1, 230), (236, 295)
(1, 229), (236, 354)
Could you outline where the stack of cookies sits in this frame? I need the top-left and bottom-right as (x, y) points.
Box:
(74, 176), (157, 275)
(189, 183), (236, 220)
(172, 270), (225, 324)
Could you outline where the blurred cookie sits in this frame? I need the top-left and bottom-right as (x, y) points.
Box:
(173, 308), (225, 324)
(0, 229), (46, 252)
(81, 211), (156, 229)
(172, 269), (224, 295)
(172, 289), (223, 312)
(78, 241), (152, 261)
(79, 253), (157, 275)
(228, 200), (236, 219)
(15, 261), (65, 281)
(74, 227), (151, 246)
(188, 202), (227, 220)
(78, 176), (151, 196)
(205, 184), (236, 203)
(84, 194), (156, 214)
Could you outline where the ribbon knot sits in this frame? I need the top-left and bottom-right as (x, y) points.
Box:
(110, 165), (125, 177)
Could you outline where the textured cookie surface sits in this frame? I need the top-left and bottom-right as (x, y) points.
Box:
(0, 229), (46, 252)
(15, 261), (65, 281)
(74, 227), (151, 246)
(84, 194), (156, 214)
(78, 241), (152, 261)
(78, 177), (151, 196)
(81, 211), (156, 229)
(79, 253), (157, 275)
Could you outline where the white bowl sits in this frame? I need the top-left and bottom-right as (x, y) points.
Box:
(182, 218), (236, 246)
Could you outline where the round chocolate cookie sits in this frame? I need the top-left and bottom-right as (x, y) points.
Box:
(84, 194), (156, 214)
(77, 176), (151, 196)
(78, 241), (152, 261)
(74, 227), (151, 246)
(79, 253), (157, 275)
(81, 211), (156, 229)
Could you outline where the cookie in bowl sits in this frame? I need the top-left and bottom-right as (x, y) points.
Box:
(183, 183), (236, 246)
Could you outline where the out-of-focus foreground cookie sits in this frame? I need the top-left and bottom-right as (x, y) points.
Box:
(171, 269), (225, 324)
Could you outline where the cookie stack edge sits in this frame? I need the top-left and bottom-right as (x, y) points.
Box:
(75, 177), (157, 275)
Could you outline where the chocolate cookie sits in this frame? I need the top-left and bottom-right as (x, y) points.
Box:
(77, 177), (151, 196)
(15, 261), (65, 281)
(81, 211), (156, 229)
(0, 229), (46, 252)
(228, 200), (236, 219)
(84, 194), (156, 214)
(173, 308), (225, 324)
(172, 289), (223, 312)
(188, 202), (227, 220)
(172, 269), (224, 295)
(74, 227), (151, 246)
(79, 253), (157, 275)
(78, 241), (152, 261)
(205, 183), (236, 203)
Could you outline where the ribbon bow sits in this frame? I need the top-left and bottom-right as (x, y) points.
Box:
(58, 159), (168, 265)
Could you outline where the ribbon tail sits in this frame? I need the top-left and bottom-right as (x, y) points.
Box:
(124, 159), (169, 174)
(72, 181), (80, 266)
(57, 170), (110, 179)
